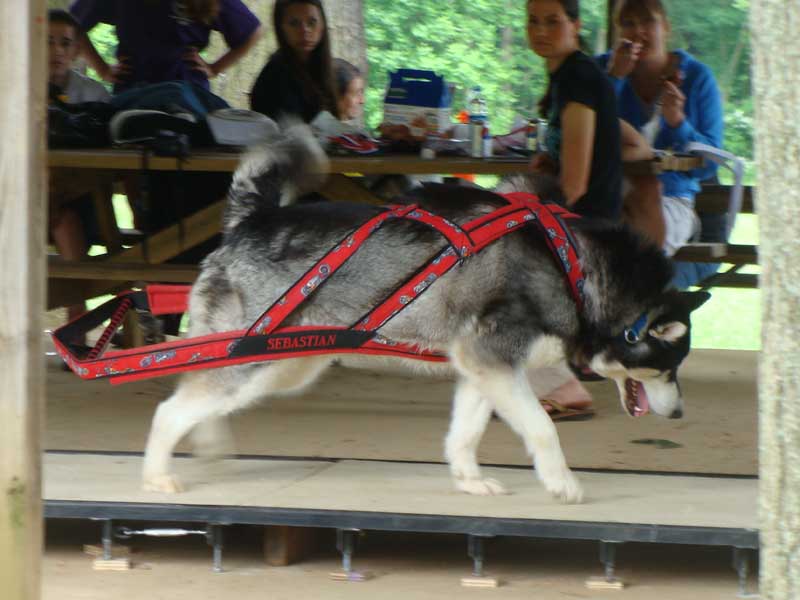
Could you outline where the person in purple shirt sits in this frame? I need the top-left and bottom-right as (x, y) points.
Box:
(70, 0), (262, 92)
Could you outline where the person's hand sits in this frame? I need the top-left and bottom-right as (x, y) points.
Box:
(661, 80), (686, 128)
(185, 47), (217, 79)
(97, 56), (131, 83)
(607, 38), (642, 78)
(529, 152), (558, 175)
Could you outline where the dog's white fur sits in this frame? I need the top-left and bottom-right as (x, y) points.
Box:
(142, 348), (582, 500)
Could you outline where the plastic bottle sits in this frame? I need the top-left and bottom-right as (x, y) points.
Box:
(466, 85), (489, 158)
(526, 119), (538, 153)
(536, 117), (548, 152)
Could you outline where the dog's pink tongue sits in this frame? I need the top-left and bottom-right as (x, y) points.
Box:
(634, 381), (650, 416)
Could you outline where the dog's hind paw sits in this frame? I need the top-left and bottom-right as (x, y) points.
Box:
(455, 477), (509, 496)
(540, 468), (583, 504)
(142, 474), (184, 494)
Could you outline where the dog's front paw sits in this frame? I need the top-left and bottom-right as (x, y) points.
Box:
(455, 477), (509, 496)
(538, 466), (583, 504)
(142, 473), (184, 494)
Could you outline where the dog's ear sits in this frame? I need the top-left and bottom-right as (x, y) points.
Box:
(678, 291), (711, 313)
(649, 321), (688, 343)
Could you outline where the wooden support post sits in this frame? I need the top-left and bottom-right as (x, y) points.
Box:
(263, 526), (318, 566)
(0, 1), (47, 599)
(90, 177), (123, 253)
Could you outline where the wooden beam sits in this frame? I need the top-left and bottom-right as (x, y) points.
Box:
(321, 174), (385, 205)
(0, 0), (46, 598)
(672, 243), (758, 264)
(48, 258), (199, 282)
(695, 185), (755, 214)
(49, 147), (703, 177)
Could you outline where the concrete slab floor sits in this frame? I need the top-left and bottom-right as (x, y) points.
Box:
(44, 520), (759, 600)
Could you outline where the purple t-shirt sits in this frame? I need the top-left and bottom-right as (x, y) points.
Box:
(70, 0), (260, 91)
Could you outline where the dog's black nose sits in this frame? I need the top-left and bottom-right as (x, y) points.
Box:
(669, 408), (683, 419)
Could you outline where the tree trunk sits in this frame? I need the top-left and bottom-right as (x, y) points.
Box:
(719, 23), (747, 106)
(499, 0), (515, 108)
(208, 0), (367, 110)
(326, 0), (367, 74)
(751, 1), (800, 598)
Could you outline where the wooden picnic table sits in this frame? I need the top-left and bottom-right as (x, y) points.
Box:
(49, 147), (702, 175)
(46, 148), (709, 309)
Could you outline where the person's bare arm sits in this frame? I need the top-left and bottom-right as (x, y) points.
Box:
(559, 102), (595, 206)
(77, 32), (129, 83)
(620, 119), (654, 162)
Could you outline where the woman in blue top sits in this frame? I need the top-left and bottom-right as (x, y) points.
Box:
(596, 0), (724, 285)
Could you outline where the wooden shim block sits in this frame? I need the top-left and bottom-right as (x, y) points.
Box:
(92, 558), (131, 571)
(460, 576), (501, 588)
(329, 570), (373, 582)
(585, 576), (625, 590)
(83, 544), (131, 557)
(263, 525), (318, 567)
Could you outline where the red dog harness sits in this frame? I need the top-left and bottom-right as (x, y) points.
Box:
(53, 193), (584, 384)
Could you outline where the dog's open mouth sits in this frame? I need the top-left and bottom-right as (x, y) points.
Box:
(623, 378), (650, 417)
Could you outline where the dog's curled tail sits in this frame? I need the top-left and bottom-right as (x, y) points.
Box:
(223, 120), (329, 233)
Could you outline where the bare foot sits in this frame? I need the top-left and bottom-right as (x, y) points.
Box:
(541, 378), (593, 411)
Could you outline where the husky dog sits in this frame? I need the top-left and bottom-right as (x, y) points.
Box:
(142, 124), (708, 503)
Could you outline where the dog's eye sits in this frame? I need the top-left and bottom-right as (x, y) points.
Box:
(648, 321), (688, 343)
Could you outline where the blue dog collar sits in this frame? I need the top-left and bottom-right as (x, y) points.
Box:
(623, 312), (649, 344)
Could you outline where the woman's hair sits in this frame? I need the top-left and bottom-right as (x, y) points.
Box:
(551, 0), (580, 20)
(332, 58), (361, 99)
(532, 0), (582, 117)
(613, 0), (668, 26)
(179, 0), (221, 25)
(273, 0), (337, 116)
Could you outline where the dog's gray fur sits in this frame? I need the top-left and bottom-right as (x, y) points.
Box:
(142, 124), (708, 502)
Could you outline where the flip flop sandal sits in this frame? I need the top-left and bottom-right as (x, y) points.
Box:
(540, 398), (596, 422)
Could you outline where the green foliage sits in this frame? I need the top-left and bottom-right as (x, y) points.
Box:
(86, 23), (117, 83)
(363, 0), (753, 163)
(363, 0), (609, 132)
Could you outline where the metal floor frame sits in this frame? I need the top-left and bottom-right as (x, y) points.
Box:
(43, 450), (760, 595)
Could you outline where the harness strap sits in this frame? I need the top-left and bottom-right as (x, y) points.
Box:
(356, 194), (585, 333)
(53, 191), (588, 383)
(246, 204), (418, 337)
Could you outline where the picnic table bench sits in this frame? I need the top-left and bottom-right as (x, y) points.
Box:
(47, 148), (755, 313)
